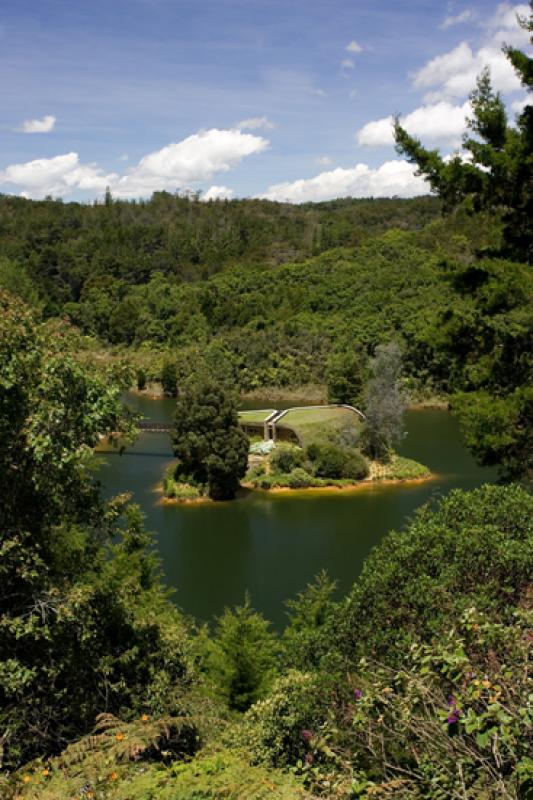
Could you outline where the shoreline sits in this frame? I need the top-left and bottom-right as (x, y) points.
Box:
(157, 471), (435, 505)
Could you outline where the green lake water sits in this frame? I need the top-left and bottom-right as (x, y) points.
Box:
(97, 395), (496, 628)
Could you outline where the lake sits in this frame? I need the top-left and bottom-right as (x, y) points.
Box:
(96, 394), (496, 628)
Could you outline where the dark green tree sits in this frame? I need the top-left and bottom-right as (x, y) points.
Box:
(282, 571), (337, 670)
(171, 378), (249, 500)
(361, 342), (408, 461)
(161, 359), (178, 396)
(208, 595), (278, 711)
(452, 387), (533, 484)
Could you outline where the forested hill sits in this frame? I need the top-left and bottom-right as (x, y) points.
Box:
(0, 193), (440, 306)
(1, 189), (530, 482)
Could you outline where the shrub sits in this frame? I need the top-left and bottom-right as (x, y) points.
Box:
(307, 443), (368, 480)
(286, 468), (313, 489)
(246, 462), (266, 480)
(169, 483), (202, 501)
(388, 455), (429, 479)
(333, 484), (533, 666)
(270, 444), (304, 474)
(241, 671), (328, 768)
(341, 450), (369, 480)
(306, 444), (345, 478)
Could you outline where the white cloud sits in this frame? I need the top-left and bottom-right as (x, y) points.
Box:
(236, 116), (275, 130)
(440, 9), (473, 30)
(19, 114), (56, 134)
(485, 2), (531, 46)
(346, 40), (363, 53)
(202, 185), (234, 201)
(315, 155), (332, 165)
(357, 100), (471, 147)
(0, 128), (268, 199)
(413, 41), (524, 100)
(413, 5), (529, 100)
(341, 58), (355, 69)
(261, 160), (429, 203)
(0, 153), (112, 197)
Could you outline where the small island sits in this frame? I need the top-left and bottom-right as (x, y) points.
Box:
(161, 441), (430, 503)
(161, 345), (431, 504)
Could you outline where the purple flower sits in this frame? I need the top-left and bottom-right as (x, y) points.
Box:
(447, 695), (456, 707)
(301, 729), (313, 742)
(447, 709), (461, 724)
(354, 689), (363, 700)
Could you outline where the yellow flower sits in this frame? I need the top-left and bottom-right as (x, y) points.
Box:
(110, 771), (119, 781)
(87, 793), (94, 800)
(22, 776), (31, 784)
(141, 713), (150, 722)
(41, 768), (50, 777)
(482, 680), (491, 689)
(115, 732), (125, 741)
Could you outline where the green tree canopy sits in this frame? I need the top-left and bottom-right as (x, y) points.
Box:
(207, 596), (278, 712)
(171, 378), (249, 500)
(0, 291), (193, 768)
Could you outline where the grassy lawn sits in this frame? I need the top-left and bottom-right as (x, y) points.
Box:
(278, 407), (363, 447)
(238, 409), (276, 424)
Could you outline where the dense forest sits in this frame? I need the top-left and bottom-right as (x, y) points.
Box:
(1, 7), (532, 799)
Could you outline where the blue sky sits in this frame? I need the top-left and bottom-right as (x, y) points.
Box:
(0, 0), (529, 201)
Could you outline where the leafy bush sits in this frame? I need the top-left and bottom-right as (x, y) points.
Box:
(387, 454), (429, 479)
(345, 607), (533, 799)
(240, 671), (328, 768)
(306, 444), (346, 478)
(341, 450), (369, 480)
(246, 462), (266, 480)
(165, 480), (202, 501)
(306, 443), (368, 480)
(271, 444), (305, 474)
(332, 484), (533, 666)
(286, 468), (314, 489)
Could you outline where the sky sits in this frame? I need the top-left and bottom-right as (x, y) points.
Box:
(0, 0), (530, 202)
